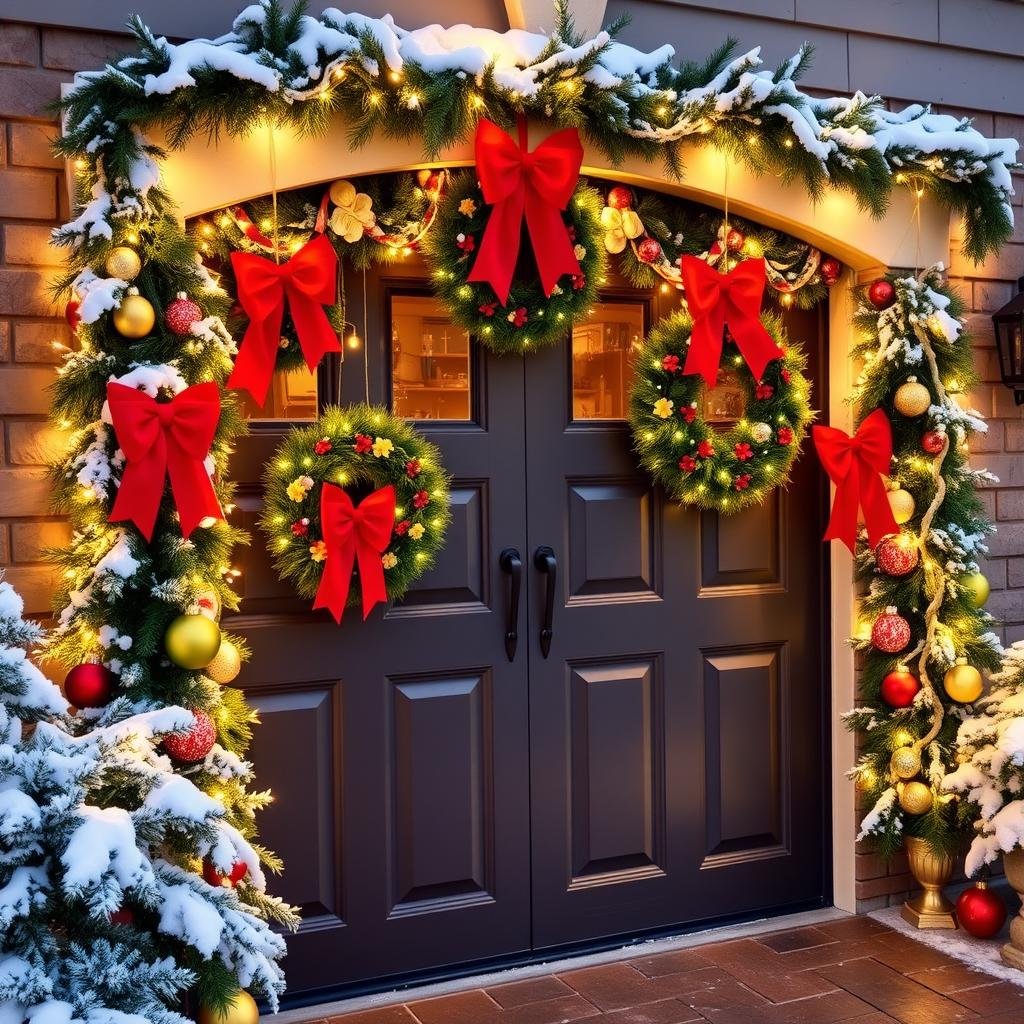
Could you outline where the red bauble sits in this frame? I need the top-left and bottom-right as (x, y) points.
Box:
(921, 430), (946, 455)
(956, 882), (1006, 939)
(203, 859), (248, 888)
(607, 186), (633, 210)
(165, 292), (202, 336)
(868, 279), (895, 309)
(636, 237), (663, 264)
(109, 908), (135, 926)
(871, 607), (911, 653)
(881, 669), (921, 708)
(65, 299), (81, 331)
(725, 228), (745, 252)
(64, 662), (115, 708)
(875, 535), (920, 577)
(163, 709), (217, 763)
(820, 257), (841, 285)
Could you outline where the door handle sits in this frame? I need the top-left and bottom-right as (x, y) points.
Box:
(533, 546), (557, 658)
(499, 548), (522, 662)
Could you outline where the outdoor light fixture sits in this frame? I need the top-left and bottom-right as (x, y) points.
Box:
(992, 276), (1024, 406)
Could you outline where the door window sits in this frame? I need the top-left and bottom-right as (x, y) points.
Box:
(237, 364), (319, 421)
(571, 300), (645, 420)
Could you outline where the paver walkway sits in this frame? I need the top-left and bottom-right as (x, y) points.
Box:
(315, 917), (1024, 1024)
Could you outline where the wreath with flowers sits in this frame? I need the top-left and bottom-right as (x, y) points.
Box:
(261, 404), (451, 617)
(422, 171), (605, 355)
(629, 310), (814, 513)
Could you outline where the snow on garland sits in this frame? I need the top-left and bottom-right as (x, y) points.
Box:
(56, 1), (1017, 267)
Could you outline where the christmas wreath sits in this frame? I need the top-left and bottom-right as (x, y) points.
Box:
(629, 309), (813, 513)
(422, 170), (605, 354)
(262, 405), (451, 621)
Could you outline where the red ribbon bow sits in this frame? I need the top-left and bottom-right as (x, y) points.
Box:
(313, 484), (397, 624)
(467, 117), (583, 304)
(813, 409), (899, 553)
(228, 234), (340, 405)
(679, 255), (784, 386)
(106, 381), (223, 541)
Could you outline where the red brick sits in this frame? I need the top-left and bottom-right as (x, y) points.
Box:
(963, 313), (996, 347)
(0, 525), (8, 565)
(0, 269), (58, 317)
(0, 467), (50, 516)
(973, 279), (1014, 314)
(0, 321), (10, 362)
(11, 520), (71, 563)
(985, 587), (1024, 625)
(485, 977), (575, 1008)
(0, 368), (55, 414)
(7, 123), (59, 169)
(854, 872), (914, 900)
(1008, 557), (1024, 589)
(0, 167), (56, 219)
(1, 565), (57, 615)
(0, 67), (64, 121)
(997, 488), (1024, 520)
(1006, 421), (1024, 453)
(0, 25), (38, 68)
(4, 223), (61, 266)
(41, 29), (133, 73)
(8, 420), (67, 465)
(12, 321), (70, 363)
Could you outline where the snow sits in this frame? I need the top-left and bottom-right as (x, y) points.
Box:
(61, 805), (153, 896)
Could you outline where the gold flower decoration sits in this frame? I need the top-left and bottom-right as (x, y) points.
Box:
(600, 206), (643, 254)
(408, 523), (425, 540)
(309, 540), (328, 562)
(329, 179), (376, 243)
(371, 437), (394, 459)
(652, 398), (674, 419)
(381, 552), (398, 569)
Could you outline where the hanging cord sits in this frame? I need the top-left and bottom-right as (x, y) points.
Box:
(362, 264), (370, 404)
(267, 119), (280, 265)
(336, 263), (346, 406)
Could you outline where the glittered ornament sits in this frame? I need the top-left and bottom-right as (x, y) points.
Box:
(750, 422), (772, 444)
(636, 236), (663, 264)
(112, 288), (155, 339)
(868, 279), (895, 309)
(820, 257), (841, 284)
(164, 613), (221, 670)
(725, 227), (745, 252)
(894, 377), (931, 418)
(64, 662), (115, 708)
(165, 292), (202, 335)
(887, 488), (916, 525)
(962, 571), (990, 608)
(197, 992), (258, 1024)
(921, 430), (946, 455)
(890, 745), (922, 780)
(898, 780), (933, 815)
(203, 858), (248, 888)
(956, 881), (1006, 938)
(206, 639), (241, 684)
(104, 246), (142, 281)
(65, 299), (81, 331)
(881, 670), (921, 709)
(607, 186), (633, 210)
(875, 535), (920, 577)
(163, 709), (216, 763)
(944, 658), (983, 704)
(871, 607), (911, 653)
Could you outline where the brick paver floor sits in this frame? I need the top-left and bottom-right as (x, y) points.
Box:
(318, 917), (1024, 1024)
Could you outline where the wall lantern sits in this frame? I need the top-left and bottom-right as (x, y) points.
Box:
(992, 277), (1024, 406)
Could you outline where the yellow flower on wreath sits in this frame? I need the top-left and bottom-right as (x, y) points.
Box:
(408, 523), (425, 540)
(372, 437), (394, 458)
(458, 198), (477, 216)
(652, 398), (674, 419)
(382, 552), (398, 569)
(309, 540), (328, 562)
(287, 475), (314, 501)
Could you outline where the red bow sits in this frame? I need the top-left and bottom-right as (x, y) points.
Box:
(228, 234), (340, 405)
(679, 256), (783, 386)
(313, 484), (396, 623)
(467, 117), (583, 304)
(107, 381), (223, 541)
(813, 409), (899, 553)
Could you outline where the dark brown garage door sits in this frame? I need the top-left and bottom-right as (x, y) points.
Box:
(227, 256), (829, 1002)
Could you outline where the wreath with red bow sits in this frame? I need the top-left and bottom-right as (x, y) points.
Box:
(261, 405), (451, 621)
(629, 306), (813, 514)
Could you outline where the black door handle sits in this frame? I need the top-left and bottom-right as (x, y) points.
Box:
(533, 546), (556, 658)
(499, 548), (522, 662)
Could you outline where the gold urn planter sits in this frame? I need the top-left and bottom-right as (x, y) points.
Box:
(902, 836), (957, 929)
(1001, 848), (1024, 969)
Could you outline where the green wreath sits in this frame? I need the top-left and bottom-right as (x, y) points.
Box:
(422, 171), (605, 354)
(261, 404), (451, 608)
(629, 310), (813, 513)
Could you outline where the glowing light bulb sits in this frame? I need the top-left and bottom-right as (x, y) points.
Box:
(346, 332), (361, 350)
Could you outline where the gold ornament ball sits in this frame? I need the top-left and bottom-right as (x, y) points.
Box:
(962, 571), (990, 608)
(944, 659), (984, 704)
(890, 746), (921, 780)
(894, 378), (931, 417)
(899, 781), (934, 815)
(104, 246), (142, 281)
(164, 613), (222, 670)
(112, 290), (155, 339)
(206, 639), (241, 684)
(888, 488), (916, 525)
(197, 991), (259, 1024)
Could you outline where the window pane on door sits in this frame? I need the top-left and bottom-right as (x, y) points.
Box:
(237, 364), (319, 421)
(391, 294), (471, 421)
(572, 302), (645, 420)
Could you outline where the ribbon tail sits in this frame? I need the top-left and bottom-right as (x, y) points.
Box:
(356, 541), (389, 620)
(167, 449), (223, 538)
(467, 190), (525, 305)
(726, 310), (784, 382)
(822, 472), (861, 554)
(860, 464), (899, 548)
(288, 290), (342, 373)
(109, 460), (163, 542)
(313, 539), (356, 624)
(227, 299), (286, 405)
(682, 311), (725, 386)
(524, 192), (581, 297)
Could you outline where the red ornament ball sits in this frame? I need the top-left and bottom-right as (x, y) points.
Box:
(607, 186), (634, 210)
(956, 882), (1006, 939)
(65, 299), (81, 331)
(203, 858), (248, 888)
(64, 662), (115, 708)
(875, 535), (920, 577)
(725, 228), (745, 252)
(636, 236), (663, 264)
(820, 257), (841, 281)
(871, 607), (911, 653)
(921, 430), (946, 455)
(868, 279), (895, 309)
(881, 669), (921, 708)
(163, 709), (217, 763)
(165, 292), (202, 336)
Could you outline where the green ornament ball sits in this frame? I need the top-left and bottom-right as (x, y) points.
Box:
(963, 571), (990, 608)
(165, 613), (222, 670)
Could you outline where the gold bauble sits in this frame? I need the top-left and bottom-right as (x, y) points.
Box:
(206, 639), (241, 684)
(196, 991), (259, 1024)
(893, 378), (931, 418)
(962, 571), (990, 609)
(112, 290), (155, 339)
(898, 781), (934, 815)
(944, 659), (983, 704)
(164, 613), (221, 670)
(104, 245), (142, 281)
(888, 488), (916, 525)
(890, 746), (922, 780)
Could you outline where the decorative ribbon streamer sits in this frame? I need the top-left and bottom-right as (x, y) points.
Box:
(467, 117), (583, 304)
(106, 381), (223, 542)
(813, 408), (899, 553)
(228, 234), (340, 405)
(679, 255), (784, 386)
(313, 483), (397, 623)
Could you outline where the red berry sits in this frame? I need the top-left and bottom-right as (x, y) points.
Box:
(777, 426), (794, 445)
(413, 489), (430, 509)
(697, 440), (714, 458)
(678, 455), (697, 472)
(354, 434), (373, 454)
(755, 383), (774, 400)
(65, 299), (82, 331)
(680, 405), (697, 423)
(313, 438), (332, 455)
(405, 458), (422, 478)
(661, 354), (680, 373)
